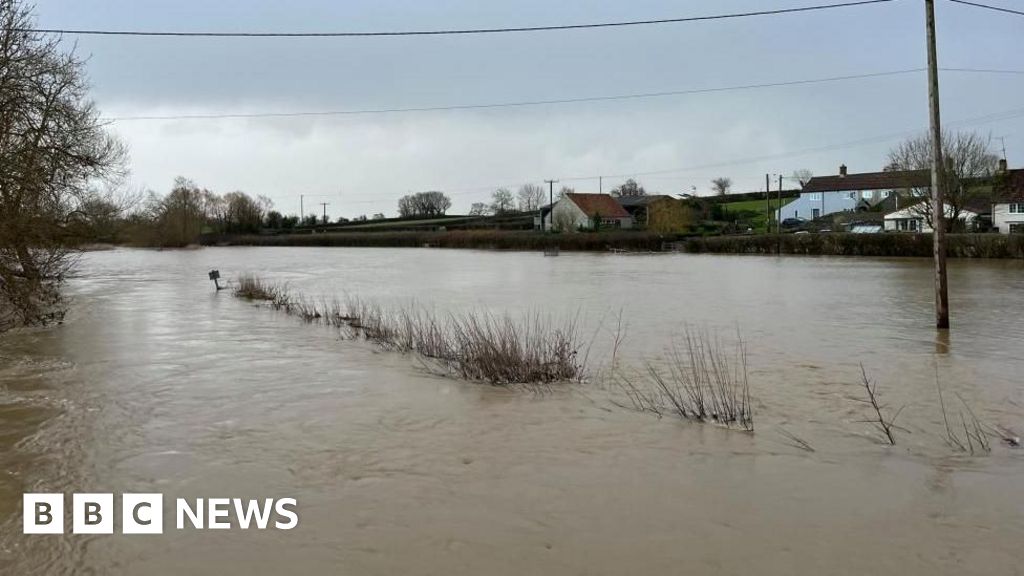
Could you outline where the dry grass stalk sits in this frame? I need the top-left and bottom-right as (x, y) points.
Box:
(855, 365), (904, 446)
(233, 274), (290, 307)
(618, 327), (753, 431)
(933, 366), (991, 454)
(777, 427), (815, 452)
(232, 275), (585, 385)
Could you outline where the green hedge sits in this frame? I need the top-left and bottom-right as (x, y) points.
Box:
(210, 230), (670, 252)
(207, 231), (1024, 258)
(682, 233), (1024, 258)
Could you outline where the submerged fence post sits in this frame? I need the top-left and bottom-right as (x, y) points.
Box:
(208, 269), (224, 291)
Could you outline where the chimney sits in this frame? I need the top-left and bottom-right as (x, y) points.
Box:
(998, 158), (1008, 174)
(839, 164), (848, 177)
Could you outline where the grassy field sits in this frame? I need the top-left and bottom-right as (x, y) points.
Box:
(718, 197), (796, 232)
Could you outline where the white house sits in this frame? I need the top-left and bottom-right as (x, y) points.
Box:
(992, 168), (1024, 234)
(778, 165), (931, 222)
(883, 202), (979, 233)
(543, 193), (634, 231)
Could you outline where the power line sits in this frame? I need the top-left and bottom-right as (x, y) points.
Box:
(104, 69), (924, 121)
(554, 104), (1024, 182)
(946, 0), (1024, 17)
(22, 0), (896, 38)
(102, 67), (1024, 122)
(300, 104), (1024, 207)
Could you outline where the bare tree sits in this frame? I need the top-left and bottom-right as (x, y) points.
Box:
(610, 178), (646, 197)
(792, 169), (814, 187)
(468, 202), (490, 216)
(0, 0), (127, 328)
(711, 177), (732, 196)
(397, 191), (452, 218)
(516, 183), (545, 212)
(886, 131), (1000, 231)
(490, 188), (515, 214)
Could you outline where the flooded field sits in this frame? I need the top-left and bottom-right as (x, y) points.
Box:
(1, 247), (1022, 575)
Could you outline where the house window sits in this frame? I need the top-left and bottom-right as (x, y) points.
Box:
(1010, 203), (1024, 214)
(848, 192), (856, 199)
(808, 193), (822, 201)
(812, 208), (821, 219)
(897, 219), (918, 232)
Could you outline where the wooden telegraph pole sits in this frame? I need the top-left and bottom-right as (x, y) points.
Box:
(777, 175), (783, 235)
(765, 174), (770, 232)
(925, 0), (950, 329)
(545, 179), (558, 231)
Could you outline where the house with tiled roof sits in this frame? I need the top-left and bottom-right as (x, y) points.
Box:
(778, 164), (931, 222)
(993, 164), (1024, 234)
(883, 200), (983, 233)
(544, 193), (634, 231)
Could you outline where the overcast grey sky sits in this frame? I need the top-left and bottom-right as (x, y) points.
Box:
(33, 0), (1024, 219)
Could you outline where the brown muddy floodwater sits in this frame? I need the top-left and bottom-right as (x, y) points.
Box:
(1, 247), (1022, 575)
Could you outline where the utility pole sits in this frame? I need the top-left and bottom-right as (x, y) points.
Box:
(320, 202), (330, 225)
(926, 0), (950, 330)
(599, 176), (603, 194)
(545, 179), (558, 231)
(300, 194), (304, 222)
(765, 174), (771, 233)
(778, 175), (784, 235)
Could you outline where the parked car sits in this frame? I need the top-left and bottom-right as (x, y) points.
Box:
(781, 217), (806, 228)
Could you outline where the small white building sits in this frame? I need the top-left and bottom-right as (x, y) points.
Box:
(992, 168), (1024, 234)
(993, 201), (1024, 234)
(543, 193), (634, 231)
(883, 202), (978, 233)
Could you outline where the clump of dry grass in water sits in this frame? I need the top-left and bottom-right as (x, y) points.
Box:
(234, 274), (290, 308)
(617, 327), (753, 431)
(934, 365), (991, 454)
(232, 275), (585, 385)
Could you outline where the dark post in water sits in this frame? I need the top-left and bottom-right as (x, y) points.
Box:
(925, 0), (949, 330)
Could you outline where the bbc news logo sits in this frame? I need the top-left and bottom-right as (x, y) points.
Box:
(23, 494), (298, 534)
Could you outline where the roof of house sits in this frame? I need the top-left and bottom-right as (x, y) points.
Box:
(802, 170), (931, 193)
(614, 194), (674, 207)
(885, 199), (981, 219)
(995, 169), (1024, 203)
(565, 193), (632, 218)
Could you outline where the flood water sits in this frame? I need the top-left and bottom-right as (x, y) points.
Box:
(1, 247), (1022, 575)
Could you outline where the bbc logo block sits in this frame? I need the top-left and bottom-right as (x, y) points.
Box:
(24, 493), (164, 535)
(23, 494), (64, 534)
(23, 493), (298, 534)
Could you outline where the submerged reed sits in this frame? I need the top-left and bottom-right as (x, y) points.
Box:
(617, 327), (754, 431)
(234, 274), (290, 307)
(232, 275), (585, 385)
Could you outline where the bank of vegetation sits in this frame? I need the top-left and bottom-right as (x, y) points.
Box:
(234, 274), (758, 429)
(234, 275), (587, 386)
(679, 232), (1024, 258)
(211, 230), (1024, 259)
(215, 230), (670, 252)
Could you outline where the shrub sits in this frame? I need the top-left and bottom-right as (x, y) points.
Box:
(232, 276), (586, 385)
